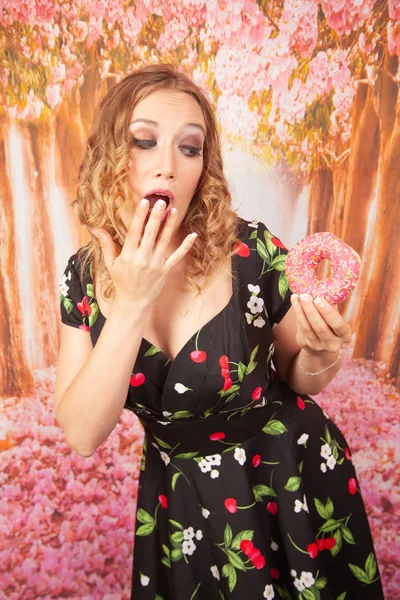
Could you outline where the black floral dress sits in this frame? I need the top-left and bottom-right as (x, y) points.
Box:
(59, 218), (384, 600)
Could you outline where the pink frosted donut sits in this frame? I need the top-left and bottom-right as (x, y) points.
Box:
(285, 232), (361, 305)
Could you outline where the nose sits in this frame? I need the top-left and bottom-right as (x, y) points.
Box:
(155, 144), (177, 181)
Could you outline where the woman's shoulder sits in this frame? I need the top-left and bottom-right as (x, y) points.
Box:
(236, 216), (271, 241)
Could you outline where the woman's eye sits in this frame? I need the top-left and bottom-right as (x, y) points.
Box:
(132, 139), (155, 149)
(181, 145), (202, 157)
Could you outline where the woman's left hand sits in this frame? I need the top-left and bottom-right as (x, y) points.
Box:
(290, 293), (352, 354)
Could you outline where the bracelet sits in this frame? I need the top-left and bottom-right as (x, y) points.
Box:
(299, 348), (342, 376)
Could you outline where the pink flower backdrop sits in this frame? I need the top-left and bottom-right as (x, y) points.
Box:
(0, 1), (399, 599)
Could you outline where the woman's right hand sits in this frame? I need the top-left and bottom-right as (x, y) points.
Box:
(90, 198), (197, 309)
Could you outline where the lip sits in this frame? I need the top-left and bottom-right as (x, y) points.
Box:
(143, 188), (175, 203)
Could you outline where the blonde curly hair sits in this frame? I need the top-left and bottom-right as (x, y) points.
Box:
(73, 63), (241, 299)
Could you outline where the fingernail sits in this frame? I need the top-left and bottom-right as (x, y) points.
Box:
(189, 232), (198, 240)
(291, 294), (299, 305)
(314, 296), (324, 308)
(170, 207), (177, 217)
(140, 198), (148, 207)
(300, 293), (310, 302)
(156, 200), (166, 210)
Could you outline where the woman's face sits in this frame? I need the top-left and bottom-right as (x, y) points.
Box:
(124, 88), (206, 236)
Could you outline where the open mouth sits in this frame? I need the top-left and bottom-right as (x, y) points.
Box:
(145, 193), (171, 209)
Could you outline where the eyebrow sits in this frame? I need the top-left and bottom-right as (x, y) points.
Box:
(129, 118), (206, 136)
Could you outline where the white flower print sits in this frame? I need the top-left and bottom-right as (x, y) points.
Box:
(160, 451), (170, 466)
(263, 584), (275, 599)
(294, 578), (305, 592)
(195, 529), (203, 540)
(254, 396), (267, 408)
(234, 447), (246, 465)
(271, 541), (279, 551)
(202, 507), (210, 519)
(156, 420), (172, 425)
(248, 220), (259, 228)
(59, 273), (70, 296)
(323, 410), (330, 419)
(207, 454), (221, 466)
(247, 296), (264, 314)
(245, 312), (253, 325)
(210, 469), (219, 479)
(290, 569), (297, 577)
(320, 443), (332, 459)
(248, 284), (261, 295)
(320, 462), (327, 473)
(140, 573), (150, 586)
(182, 540), (196, 555)
(174, 383), (192, 394)
(297, 433), (309, 446)
(300, 571), (315, 588)
(327, 455), (337, 470)
(199, 459), (212, 473)
(163, 411), (172, 417)
(294, 499), (303, 513)
(184, 527), (195, 541)
(253, 317), (266, 328)
(210, 565), (220, 580)
(302, 494), (309, 513)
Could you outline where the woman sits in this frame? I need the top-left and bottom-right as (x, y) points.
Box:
(55, 64), (383, 599)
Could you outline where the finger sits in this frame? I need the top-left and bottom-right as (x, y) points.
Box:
(122, 198), (150, 255)
(139, 199), (168, 252)
(90, 229), (119, 271)
(312, 296), (352, 342)
(165, 232), (198, 270)
(152, 207), (178, 260)
(290, 294), (321, 342)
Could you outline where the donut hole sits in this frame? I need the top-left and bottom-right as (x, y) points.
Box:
(315, 258), (332, 280)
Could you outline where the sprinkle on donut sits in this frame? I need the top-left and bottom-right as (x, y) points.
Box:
(285, 232), (361, 305)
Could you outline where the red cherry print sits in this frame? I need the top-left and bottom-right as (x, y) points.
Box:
(323, 537), (336, 550)
(240, 539), (254, 554)
(270, 567), (280, 579)
(77, 296), (92, 317)
(316, 539), (326, 551)
(253, 555), (266, 570)
(158, 495), (168, 508)
(267, 502), (278, 515)
(297, 397), (305, 410)
(233, 242), (250, 257)
(223, 378), (233, 391)
(79, 324), (90, 332)
(219, 355), (229, 369)
(224, 498), (237, 513)
(348, 477), (357, 495)
(221, 368), (230, 379)
(210, 432), (225, 441)
(190, 350), (207, 363)
(252, 454), (261, 467)
(248, 548), (261, 561)
(271, 237), (288, 251)
(252, 387), (263, 401)
(130, 373), (146, 387)
(345, 447), (352, 460)
(307, 543), (319, 558)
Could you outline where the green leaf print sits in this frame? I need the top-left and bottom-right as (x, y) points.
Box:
(246, 361), (258, 375)
(153, 435), (173, 449)
(144, 345), (162, 357)
(256, 238), (270, 264)
(169, 519), (184, 530)
(171, 472), (181, 491)
(155, 595), (164, 600)
(275, 584), (292, 599)
(315, 577), (327, 589)
(278, 271), (290, 300)
(264, 229), (275, 258)
(219, 384), (241, 398)
(249, 229), (257, 240)
(270, 254), (287, 271)
(226, 549), (246, 571)
(348, 564), (372, 584)
(262, 419), (288, 435)
(222, 563), (237, 592)
(224, 524), (233, 547)
(62, 297), (74, 313)
(171, 548), (183, 561)
(331, 529), (343, 557)
(336, 593), (347, 600)
(319, 518), (340, 533)
(86, 283), (94, 297)
(238, 362), (247, 382)
(314, 497), (334, 520)
(249, 345), (259, 364)
(231, 529), (254, 550)
(342, 525), (355, 545)
(88, 302), (99, 327)
(136, 522), (156, 536)
(324, 425), (332, 443)
(252, 484), (276, 501)
(171, 410), (193, 419)
(162, 544), (170, 558)
(302, 589), (316, 600)
(136, 509), (155, 525)
(284, 476), (301, 492)
(161, 557), (171, 568)
(175, 452), (199, 459)
(171, 531), (184, 544)
(365, 552), (377, 580)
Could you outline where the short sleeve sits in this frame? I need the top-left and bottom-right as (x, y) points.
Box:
(255, 221), (293, 328)
(59, 254), (91, 332)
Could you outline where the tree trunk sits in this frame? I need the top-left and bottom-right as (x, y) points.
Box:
(0, 120), (33, 396)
